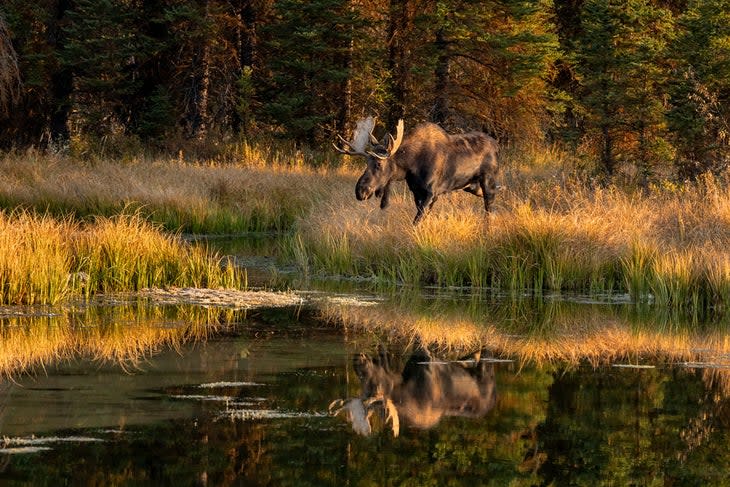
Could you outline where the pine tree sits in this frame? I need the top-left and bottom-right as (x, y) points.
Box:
(412, 0), (561, 141)
(262, 0), (361, 143)
(573, 0), (674, 182)
(0, 10), (21, 117)
(668, 0), (730, 179)
(61, 0), (146, 135)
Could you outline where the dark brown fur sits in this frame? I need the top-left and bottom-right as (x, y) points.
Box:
(355, 123), (499, 224)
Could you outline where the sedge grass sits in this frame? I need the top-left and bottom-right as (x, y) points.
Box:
(8, 144), (730, 310)
(293, 164), (730, 311)
(0, 210), (245, 305)
(0, 148), (346, 234)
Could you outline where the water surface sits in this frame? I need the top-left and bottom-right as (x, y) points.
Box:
(1, 236), (729, 485)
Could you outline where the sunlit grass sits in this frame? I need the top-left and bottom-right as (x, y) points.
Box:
(0, 147), (348, 233)
(0, 210), (245, 305)
(295, 164), (730, 310)
(7, 143), (730, 310)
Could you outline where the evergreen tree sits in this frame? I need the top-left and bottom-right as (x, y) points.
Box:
(61, 0), (147, 135)
(668, 0), (730, 179)
(261, 0), (360, 143)
(413, 0), (561, 142)
(0, 10), (21, 117)
(573, 0), (674, 182)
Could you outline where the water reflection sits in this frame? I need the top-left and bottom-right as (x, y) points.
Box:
(0, 302), (242, 378)
(330, 346), (497, 437)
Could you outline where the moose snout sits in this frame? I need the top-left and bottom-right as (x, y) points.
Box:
(355, 176), (374, 200)
(355, 185), (373, 200)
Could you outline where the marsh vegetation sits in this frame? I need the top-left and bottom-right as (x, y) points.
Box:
(4, 144), (730, 314)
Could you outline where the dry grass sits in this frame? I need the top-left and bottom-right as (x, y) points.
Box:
(6, 143), (730, 309)
(0, 210), (244, 305)
(294, 163), (730, 309)
(0, 148), (350, 233)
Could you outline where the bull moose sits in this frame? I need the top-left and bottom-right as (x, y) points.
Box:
(329, 347), (497, 437)
(334, 116), (499, 224)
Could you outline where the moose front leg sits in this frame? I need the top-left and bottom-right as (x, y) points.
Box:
(378, 181), (392, 209)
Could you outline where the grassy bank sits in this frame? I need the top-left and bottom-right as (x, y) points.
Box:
(5, 144), (730, 310)
(0, 147), (348, 233)
(0, 210), (243, 305)
(293, 170), (730, 310)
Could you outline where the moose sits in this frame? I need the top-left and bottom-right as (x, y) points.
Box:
(329, 347), (497, 437)
(334, 116), (499, 224)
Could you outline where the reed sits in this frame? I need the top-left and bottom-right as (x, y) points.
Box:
(0, 210), (245, 305)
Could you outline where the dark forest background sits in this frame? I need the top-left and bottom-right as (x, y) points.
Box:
(1, 0), (729, 183)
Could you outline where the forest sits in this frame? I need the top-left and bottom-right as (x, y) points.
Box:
(1, 0), (729, 184)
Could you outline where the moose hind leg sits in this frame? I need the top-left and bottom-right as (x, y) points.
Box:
(412, 188), (434, 224)
(479, 176), (497, 213)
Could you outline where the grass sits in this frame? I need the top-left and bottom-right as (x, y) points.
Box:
(0, 210), (245, 305)
(5, 141), (730, 311)
(293, 169), (730, 311)
(0, 147), (348, 234)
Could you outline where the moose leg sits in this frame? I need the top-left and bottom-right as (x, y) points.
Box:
(412, 188), (434, 224)
(479, 176), (497, 213)
(378, 181), (392, 209)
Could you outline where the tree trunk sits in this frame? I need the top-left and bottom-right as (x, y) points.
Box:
(189, 0), (211, 139)
(387, 0), (410, 129)
(49, 0), (74, 147)
(431, 28), (450, 126)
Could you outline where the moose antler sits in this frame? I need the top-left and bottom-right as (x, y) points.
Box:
(367, 119), (404, 160)
(333, 116), (377, 156)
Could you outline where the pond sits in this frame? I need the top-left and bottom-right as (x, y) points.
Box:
(1, 237), (730, 486)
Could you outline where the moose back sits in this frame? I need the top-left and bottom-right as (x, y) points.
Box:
(335, 117), (499, 224)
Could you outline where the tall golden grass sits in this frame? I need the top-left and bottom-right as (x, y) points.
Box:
(6, 143), (730, 309)
(294, 168), (730, 310)
(0, 210), (243, 305)
(0, 148), (348, 233)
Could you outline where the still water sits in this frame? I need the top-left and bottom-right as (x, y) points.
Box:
(1, 236), (729, 485)
(0, 302), (729, 486)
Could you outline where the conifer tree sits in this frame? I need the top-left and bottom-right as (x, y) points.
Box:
(261, 0), (361, 143)
(668, 0), (730, 178)
(573, 0), (674, 182)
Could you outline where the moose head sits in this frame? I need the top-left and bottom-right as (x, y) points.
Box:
(333, 116), (404, 209)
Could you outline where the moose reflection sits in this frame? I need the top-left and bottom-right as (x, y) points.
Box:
(330, 347), (497, 437)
